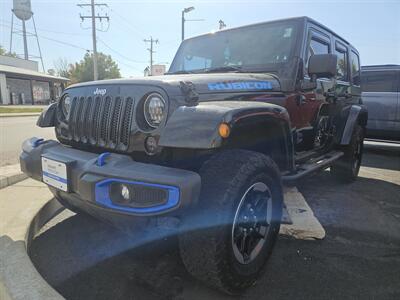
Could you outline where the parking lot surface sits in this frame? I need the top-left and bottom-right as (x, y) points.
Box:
(29, 142), (400, 300)
(0, 116), (55, 167)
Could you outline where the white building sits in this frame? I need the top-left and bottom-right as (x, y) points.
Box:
(144, 64), (167, 76)
(0, 55), (69, 105)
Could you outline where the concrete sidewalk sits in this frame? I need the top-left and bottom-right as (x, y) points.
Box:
(0, 179), (63, 300)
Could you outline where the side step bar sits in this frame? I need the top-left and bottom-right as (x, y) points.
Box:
(282, 151), (344, 183)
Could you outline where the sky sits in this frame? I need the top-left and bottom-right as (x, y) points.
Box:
(0, 0), (399, 77)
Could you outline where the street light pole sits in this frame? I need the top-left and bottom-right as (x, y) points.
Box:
(181, 6), (195, 41)
(181, 10), (185, 41)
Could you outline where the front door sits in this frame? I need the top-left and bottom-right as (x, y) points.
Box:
(295, 27), (335, 151)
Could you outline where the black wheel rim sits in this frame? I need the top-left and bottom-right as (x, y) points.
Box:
(231, 182), (272, 265)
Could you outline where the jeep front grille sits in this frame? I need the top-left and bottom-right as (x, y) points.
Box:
(67, 96), (135, 150)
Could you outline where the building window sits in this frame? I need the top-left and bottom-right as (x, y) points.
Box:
(32, 80), (50, 104)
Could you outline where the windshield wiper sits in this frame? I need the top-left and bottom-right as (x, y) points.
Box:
(203, 66), (243, 73)
(167, 66), (244, 74)
(166, 70), (195, 75)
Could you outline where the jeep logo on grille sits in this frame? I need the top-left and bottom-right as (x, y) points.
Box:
(94, 88), (107, 96)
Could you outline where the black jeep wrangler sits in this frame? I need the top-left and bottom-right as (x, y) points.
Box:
(21, 17), (367, 294)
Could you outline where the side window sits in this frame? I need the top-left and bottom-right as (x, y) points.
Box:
(306, 36), (330, 71)
(361, 71), (397, 92)
(335, 43), (348, 82)
(350, 51), (361, 86)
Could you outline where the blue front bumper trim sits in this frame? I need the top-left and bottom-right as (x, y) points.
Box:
(95, 178), (180, 214)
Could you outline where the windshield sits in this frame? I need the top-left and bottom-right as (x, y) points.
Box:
(169, 21), (299, 74)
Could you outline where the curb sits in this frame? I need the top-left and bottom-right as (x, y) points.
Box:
(0, 196), (65, 300)
(0, 113), (41, 118)
(0, 174), (28, 189)
(0, 165), (28, 190)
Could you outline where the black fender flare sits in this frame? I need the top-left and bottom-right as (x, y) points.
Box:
(339, 104), (368, 145)
(159, 101), (295, 169)
(37, 103), (57, 127)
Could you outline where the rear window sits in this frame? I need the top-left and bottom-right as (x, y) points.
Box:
(361, 71), (398, 92)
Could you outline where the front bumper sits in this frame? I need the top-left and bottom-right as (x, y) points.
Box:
(20, 137), (201, 219)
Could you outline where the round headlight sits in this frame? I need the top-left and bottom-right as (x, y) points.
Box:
(61, 95), (71, 118)
(144, 93), (166, 128)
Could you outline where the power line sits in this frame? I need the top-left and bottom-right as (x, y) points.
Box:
(1, 19), (91, 37)
(97, 38), (147, 63)
(112, 58), (143, 73)
(0, 22), (90, 52)
(107, 7), (146, 39)
(40, 35), (90, 52)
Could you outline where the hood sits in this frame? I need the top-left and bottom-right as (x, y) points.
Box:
(57, 72), (284, 155)
(67, 73), (281, 96)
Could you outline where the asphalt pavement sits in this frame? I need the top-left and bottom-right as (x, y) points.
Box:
(0, 116), (55, 167)
(27, 142), (400, 300)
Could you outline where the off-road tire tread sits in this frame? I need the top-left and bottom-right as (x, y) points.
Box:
(179, 150), (282, 294)
(330, 125), (364, 182)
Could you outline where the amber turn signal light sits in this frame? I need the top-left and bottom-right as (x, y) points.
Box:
(218, 123), (231, 138)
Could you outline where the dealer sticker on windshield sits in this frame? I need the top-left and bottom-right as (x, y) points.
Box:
(42, 157), (68, 192)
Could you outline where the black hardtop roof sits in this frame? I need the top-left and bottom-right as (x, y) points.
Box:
(362, 64), (400, 71)
(184, 16), (357, 52)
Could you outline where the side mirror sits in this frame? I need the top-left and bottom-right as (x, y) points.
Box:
(308, 54), (337, 79)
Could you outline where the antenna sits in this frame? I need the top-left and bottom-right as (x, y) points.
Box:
(219, 20), (227, 30)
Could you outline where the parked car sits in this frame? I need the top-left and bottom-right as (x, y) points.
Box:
(361, 65), (400, 140)
(20, 17), (367, 294)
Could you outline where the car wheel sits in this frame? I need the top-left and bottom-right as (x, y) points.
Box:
(178, 150), (283, 294)
(330, 124), (364, 183)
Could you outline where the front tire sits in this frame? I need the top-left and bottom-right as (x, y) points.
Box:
(330, 124), (364, 182)
(178, 150), (283, 294)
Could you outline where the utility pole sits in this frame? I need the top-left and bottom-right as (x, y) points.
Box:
(78, 1), (109, 81)
(144, 37), (159, 76)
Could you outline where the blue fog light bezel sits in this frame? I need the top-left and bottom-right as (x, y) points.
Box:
(95, 178), (180, 214)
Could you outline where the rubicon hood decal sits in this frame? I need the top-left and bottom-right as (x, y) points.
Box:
(208, 81), (273, 91)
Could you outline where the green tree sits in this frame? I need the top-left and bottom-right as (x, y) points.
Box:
(0, 45), (17, 57)
(54, 57), (71, 78)
(69, 52), (121, 83)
